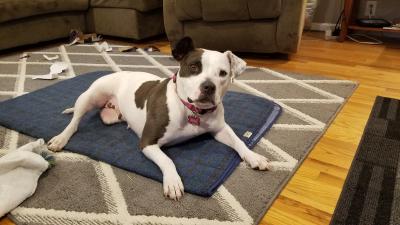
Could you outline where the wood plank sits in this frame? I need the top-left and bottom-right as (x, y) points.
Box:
(0, 218), (13, 225)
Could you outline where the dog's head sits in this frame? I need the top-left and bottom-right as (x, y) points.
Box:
(172, 37), (246, 109)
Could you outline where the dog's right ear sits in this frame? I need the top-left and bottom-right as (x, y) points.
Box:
(172, 37), (195, 61)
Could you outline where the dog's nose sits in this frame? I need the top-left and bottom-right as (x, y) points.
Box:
(200, 81), (216, 95)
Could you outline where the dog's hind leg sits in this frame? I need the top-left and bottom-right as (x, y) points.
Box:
(48, 91), (95, 151)
(49, 75), (122, 151)
(48, 75), (118, 151)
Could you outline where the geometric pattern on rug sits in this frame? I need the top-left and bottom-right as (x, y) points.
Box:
(0, 43), (357, 225)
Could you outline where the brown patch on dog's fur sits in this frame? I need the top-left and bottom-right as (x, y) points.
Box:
(138, 79), (171, 149)
(135, 80), (161, 109)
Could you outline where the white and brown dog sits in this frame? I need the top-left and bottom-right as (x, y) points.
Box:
(48, 37), (270, 200)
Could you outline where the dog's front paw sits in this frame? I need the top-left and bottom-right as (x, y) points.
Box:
(163, 172), (184, 201)
(243, 151), (270, 170)
(48, 134), (68, 152)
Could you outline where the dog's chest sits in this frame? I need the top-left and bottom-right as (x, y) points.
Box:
(158, 118), (211, 146)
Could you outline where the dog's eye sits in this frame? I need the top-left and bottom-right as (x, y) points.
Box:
(189, 64), (199, 73)
(219, 70), (227, 77)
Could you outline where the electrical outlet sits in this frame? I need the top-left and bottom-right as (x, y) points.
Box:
(365, 1), (377, 17)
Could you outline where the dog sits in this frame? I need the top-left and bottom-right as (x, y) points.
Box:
(48, 37), (270, 200)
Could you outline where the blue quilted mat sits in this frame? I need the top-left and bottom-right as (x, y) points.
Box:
(0, 71), (281, 197)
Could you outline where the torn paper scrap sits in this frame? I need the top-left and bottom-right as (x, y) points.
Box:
(66, 37), (79, 46)
(31, 73), (59, 80)
(48, 62), (68, 75)
(43, 55), (59, 61)
(96, 42), (112, 52)
(19, 53), (30, 59)
(67, 29), (102, 46)
(32, 62), (68, 80)
(119, 46), (138, 52)
(91, 34), (102, 42)
(144, 46), (160, 52)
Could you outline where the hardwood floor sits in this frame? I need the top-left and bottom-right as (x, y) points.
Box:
(255, 32), (400, 225)
(1, 32), (400, 225)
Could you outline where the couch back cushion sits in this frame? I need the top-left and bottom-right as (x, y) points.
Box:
(175, 0), (281, 22)
(0, 0), (89, 23)
(90, 0), (162, 12)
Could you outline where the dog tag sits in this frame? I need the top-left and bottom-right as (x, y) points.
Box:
(188, 115), (200, 126)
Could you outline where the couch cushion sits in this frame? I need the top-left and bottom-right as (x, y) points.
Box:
(86, 8), (164, 40)
(201, 0), (249, 21)
(0, 0), (89, 23)
(247, 0), (281, 20)
(175, 0), (281, 22)
(90, 0), (162, 12)
(174, 0), (202, 21)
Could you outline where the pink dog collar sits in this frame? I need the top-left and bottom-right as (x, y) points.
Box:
(172, 73), (177, 83)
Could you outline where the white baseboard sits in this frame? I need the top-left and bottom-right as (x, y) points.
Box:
(310, 23), (336, 31)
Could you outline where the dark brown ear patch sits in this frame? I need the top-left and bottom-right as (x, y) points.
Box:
(172, 36), (195, 61)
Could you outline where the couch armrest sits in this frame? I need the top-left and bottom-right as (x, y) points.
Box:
(276, 0), (306, 53)
(163, 0), (184, 46)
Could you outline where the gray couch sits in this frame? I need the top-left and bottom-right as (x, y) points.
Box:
(0, 0), (164, 51)
(163, 0), (306, 53)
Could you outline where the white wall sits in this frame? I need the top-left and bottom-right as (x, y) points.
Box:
(313, 0), (344, 24)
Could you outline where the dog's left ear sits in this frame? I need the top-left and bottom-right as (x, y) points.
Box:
(172, 37), (195, 61)
(225, 51), (246, 80)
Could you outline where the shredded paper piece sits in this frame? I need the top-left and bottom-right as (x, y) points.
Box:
(67, 29), (102, 46)
(43, 55), (59, 61)
(144, 46), (160, 52)
(19, 53), (30, 59)
(96, 42), (112, 52)
(119, 46), (138, 52)
(32, 62), (68, 80)
(66, 37), (79, 46)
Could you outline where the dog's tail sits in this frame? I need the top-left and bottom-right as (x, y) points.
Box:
(62, 108), (74, 114)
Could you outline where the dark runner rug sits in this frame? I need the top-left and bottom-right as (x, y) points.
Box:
(331, 96), (400, 225)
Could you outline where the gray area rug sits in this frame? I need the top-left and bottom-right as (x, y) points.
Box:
(0, 43), (357, 225)
(330, 96), (400, 225)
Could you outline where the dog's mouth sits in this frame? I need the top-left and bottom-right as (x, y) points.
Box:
(187, 96), (215, 108)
